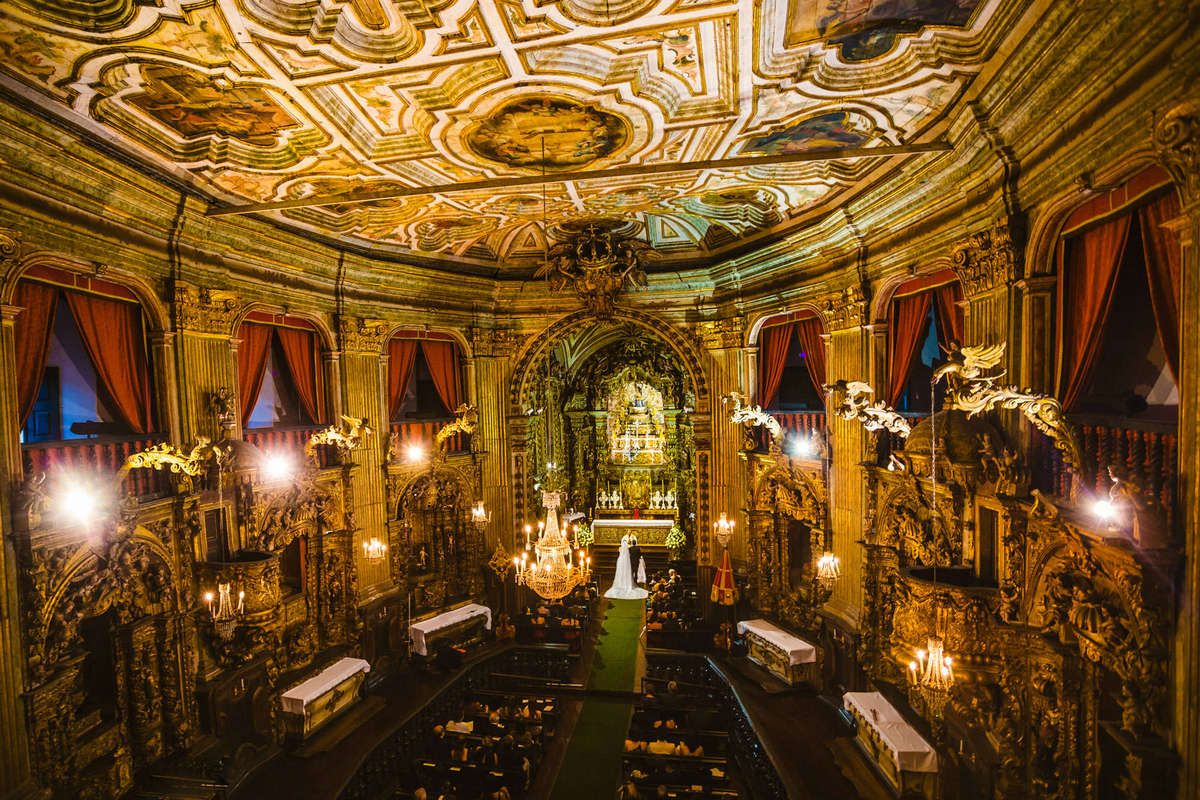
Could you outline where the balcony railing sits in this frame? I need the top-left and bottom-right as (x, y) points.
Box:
(23, 433), (171, 498)
(757, 411), (826, 451)
(244, 424), (338, 469)
(1035, 417), (1177, 531)
(390, 419), (469, 455)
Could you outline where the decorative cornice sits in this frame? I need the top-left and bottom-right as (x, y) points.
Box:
(817, 285), (868, 331)
(338, 315), (390, 354)
(471, 326), (524, 358)
(1154, 95), (1200, 205)
(951, 223), (1020, 297)
(173, 281), (242, 335)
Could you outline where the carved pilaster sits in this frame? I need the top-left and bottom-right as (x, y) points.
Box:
(698, 316), (745, 350)
(817, 285), (868, 332)
(951, 224), (1020, 298)
(172, 281), (241, 335)
(338, 316), (389, 354)
(471, 327), (524, 359)
(1154, 96), (1200, 206)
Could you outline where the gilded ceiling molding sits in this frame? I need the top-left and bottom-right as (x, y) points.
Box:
(698, 316), (746, 350)
(470, 327), (526, 359)
(173, 282), (243, 336)
(1153, 95), (1200, 205)
(950, 223), (1020, 297)
(816, 285), (868, 331)
(338, 315), (390, 354)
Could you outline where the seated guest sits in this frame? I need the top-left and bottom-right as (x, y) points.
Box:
(617, 779), (642, 800)
(648, 738), (676, 755)
(624, 738), (644, 752)
(449, 742), (470, 763)
(655, 787), (669, 799)
(430, 725), (450, 760)
(413, 788), (428, 800)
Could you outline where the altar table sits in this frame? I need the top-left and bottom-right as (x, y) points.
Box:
(737, 618), (819, 685)
(281, 657), (370, 738)
(843, 691), (938, 798)
(591, 517), (674, 546)
(409, 603), (492, 657)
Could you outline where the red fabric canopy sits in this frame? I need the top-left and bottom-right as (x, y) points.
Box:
(63, 290), (153, 434)
(1056, 214), (1131, 411)
(886, 291), (933, 407)
(237, 322), (274, 427)
(1138, 191), (1182, 382)
(13, 280), (58, 427)
(421, 340), (460, 415)
(758, 322), (793, 409)
(276, 326), (325, 425)
(711, 548), (737, 606)
(794, 318), (826, 407)
(387, 338), (419, 420)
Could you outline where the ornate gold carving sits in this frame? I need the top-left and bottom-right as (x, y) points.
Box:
(0, 226), (18, 260)
(817, 285), (867, 331)
(825, 380), (911, 437)
(1153, 95), (1200, 204)
(951, 223), (1019, 296)
(338, 315), (390, 353)
(699, 316), (745, 349)
(305, 415), (373, 463)
(121, 438), (224, 491)
(471, 327), (525, 358)
(534, 223), (656, 317)
(723, 391), (782, 449)
(173, 282), (242, 334)
(430, 403), (478, 459)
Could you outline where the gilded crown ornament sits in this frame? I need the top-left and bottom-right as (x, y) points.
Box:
(534, 222), (658, 317)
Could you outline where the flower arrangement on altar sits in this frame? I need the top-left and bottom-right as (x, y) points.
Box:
(665, 524), (686, 556)
(574, 522), (593, 548)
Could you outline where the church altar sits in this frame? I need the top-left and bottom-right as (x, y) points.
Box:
(591, 517), (674, 546)
(409, 603), (492, 656)
(843, 691), (938, 799)
(737, 619), (819, 685)
(280, 657), (370, 739)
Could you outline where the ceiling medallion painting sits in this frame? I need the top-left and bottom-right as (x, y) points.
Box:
(464, 96), (630, 170)
(0, 0), (1010, 271)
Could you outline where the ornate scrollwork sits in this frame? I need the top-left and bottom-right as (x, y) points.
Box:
(173, 282), (242, 335)
(338, 315), (390, 353)
(951, 223), (1019, 296)
(306, 415), (373, 463)
(722, 391), (783, 450)
(825, 380), (911, 437)
(534, 223), (657, 317)
(1153, 95), (1200, 204)
(435, 404), (478, 453)
(121, 438), (227, 492)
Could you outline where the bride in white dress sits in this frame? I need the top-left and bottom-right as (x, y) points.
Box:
(605, 534), (648, 599)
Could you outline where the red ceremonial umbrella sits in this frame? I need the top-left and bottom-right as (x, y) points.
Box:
(710, 548), (737, 606)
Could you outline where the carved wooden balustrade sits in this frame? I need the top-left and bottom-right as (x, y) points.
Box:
(1033, 416), (1177, 531)
(22, 433), (171, 497)
(245, 424), (339, 468)
(389, 419), (469, 454)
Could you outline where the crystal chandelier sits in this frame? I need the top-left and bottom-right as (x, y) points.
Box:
(205, 582), (244, 640)
(908, 636), (954, 715)
(362, 537), (387, 562)
(471, 500), (491, 533)
(513, 491), (591, 601)
(713, 512), (735, 549)
(815, 552), (840, 593)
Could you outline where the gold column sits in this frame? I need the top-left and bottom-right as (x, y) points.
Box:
(702, 317), (747, 567)
(338, 317), (392, 596)
(171, 282), (242, 443)
(1154, 97), (1200, 800)
(471, 328), (518, 552)
(0, 287), (40, 797)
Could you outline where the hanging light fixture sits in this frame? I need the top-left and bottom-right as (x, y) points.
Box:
(908, 375), (955, 714)
(362, 537), (388, 562)
(205, 582), (244, 640)
(513, 491), (591, 600)
(713, 512), (734, 549)
(815, 551), (840, 593)
(471, 500), (491, 533)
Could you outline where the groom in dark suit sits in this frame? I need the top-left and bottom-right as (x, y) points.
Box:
(627, 534), (642, 584)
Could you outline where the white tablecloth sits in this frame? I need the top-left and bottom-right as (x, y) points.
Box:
(281, 657), (370, 714)
(843, 692), (938, 773)
(736, 619), (817, 664)
(409, 603), (492, 656)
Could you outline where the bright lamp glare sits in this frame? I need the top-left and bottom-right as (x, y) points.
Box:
(1092, 499), (1117, 522)
(63, 485), (98, 525)
(406, 444), (425, 463)
(790, 437), (813, 457)
(261, 454), (293, 482)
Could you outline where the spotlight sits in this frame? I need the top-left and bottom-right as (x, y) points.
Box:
(790, 437), (814, 458)
(260, 453), (293, 482)
(1092, 499), (1117, 523)
(63, 484), (99, 526)
(406, 443), (425, 463)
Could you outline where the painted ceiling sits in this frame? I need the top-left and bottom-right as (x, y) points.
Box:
(0, 0), (1013, 271)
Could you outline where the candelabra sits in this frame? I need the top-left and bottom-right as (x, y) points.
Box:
(362, 537), (388, 562)
(908, 636), (955, 715)
(205, 582), (244, 640)
(512, 492), (591, 601)
(815, 552), (840, 596)
(471, 500), (491, 534)
(713, 512), (735, 549)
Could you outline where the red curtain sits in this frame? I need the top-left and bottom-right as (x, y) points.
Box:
(64, 291), (153, 434)
(238, 323), (274, 427)
(887, 292), (934, 406)
(794, 318), (826, 407)
(1138, 191), (1183, 382)
(276, 326), (325, 425)
(387, 338), (419, 420)
(1056, 215), (1132, 411)
(13, 281), (59, 427)
(932, 282), (965, 350)
(758, 323), (793, 409)
(421, 340), (460, 414)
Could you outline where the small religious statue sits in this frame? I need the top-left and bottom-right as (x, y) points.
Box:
(650, 490), (664, 509)
(416, 545), (429, 572)
(664, 489), (676, 509)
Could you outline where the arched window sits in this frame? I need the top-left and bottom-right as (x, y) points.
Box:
(237, 312), (329, 456)
(386, 330), (467, 453)
(14, 265), (163, 495)
(884, 270), (964, 414)
(756, 310), (826, 445)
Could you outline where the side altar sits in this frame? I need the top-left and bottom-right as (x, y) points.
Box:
(280, 657), (371, 739)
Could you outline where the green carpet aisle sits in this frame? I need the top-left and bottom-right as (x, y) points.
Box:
(549, 598), (645, 800)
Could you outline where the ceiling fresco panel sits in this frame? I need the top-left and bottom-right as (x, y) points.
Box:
(0, 0), (1017, 272)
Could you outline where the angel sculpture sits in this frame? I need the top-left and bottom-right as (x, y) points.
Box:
(934, 342), (1006, 405)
